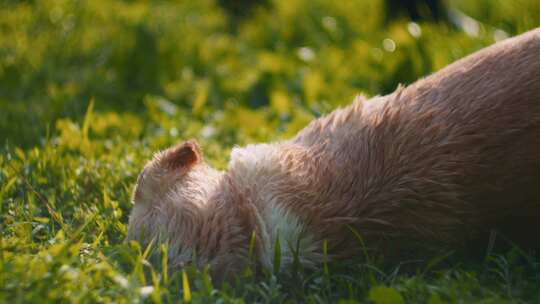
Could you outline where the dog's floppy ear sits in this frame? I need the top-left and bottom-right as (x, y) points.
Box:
(164, 140), (202, 170)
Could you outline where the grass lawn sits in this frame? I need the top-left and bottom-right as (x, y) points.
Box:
(1, 0), (540, 302)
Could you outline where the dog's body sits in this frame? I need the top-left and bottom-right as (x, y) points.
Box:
(127, 28), (540, 280)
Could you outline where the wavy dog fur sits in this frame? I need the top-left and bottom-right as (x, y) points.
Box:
(127, 28), (540, 280)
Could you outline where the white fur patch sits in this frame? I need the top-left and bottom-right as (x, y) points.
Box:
(230, 143), (321, 270)
(259, 201), (320, 270)
(230, 144), (280, 174)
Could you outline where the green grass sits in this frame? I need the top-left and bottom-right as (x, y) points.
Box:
(1, 0), (540, 302)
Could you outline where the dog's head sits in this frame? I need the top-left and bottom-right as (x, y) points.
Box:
(126, 140), (226, 268)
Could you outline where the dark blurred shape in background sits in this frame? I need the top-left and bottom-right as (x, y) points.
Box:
(217, 0), (270, 28)
(218, 0), (449, 28)
(385, 0), (447, 22)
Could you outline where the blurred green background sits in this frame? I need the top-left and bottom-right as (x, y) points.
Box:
(1, 1), (540, 302)
(2, 0), (539, 150)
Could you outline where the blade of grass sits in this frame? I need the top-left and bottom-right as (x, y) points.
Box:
(323, 239), (329, 277)
(161, 243), (169, 285)
(182, 270), (192, 303)
(6, 159), (65, 229)
(346, 224), (372, 264)
(273, 230), (281, 275)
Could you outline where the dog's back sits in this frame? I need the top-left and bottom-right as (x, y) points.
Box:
(400, 28), (540, 253)
(291, 28), (540, 256)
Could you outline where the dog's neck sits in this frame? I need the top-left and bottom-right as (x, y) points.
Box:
(226, 143), (324, 270)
